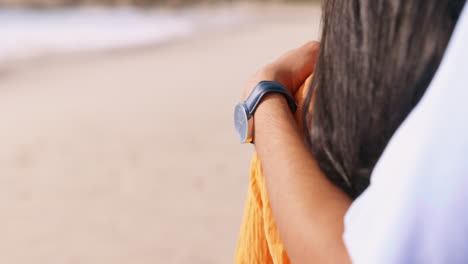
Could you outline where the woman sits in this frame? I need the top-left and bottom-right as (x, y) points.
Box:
(235, 0), (466, 263)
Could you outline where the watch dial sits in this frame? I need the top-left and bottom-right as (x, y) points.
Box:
(234, 103), (248, 142)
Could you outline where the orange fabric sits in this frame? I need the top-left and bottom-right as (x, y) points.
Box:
(235, 77), (312, 264)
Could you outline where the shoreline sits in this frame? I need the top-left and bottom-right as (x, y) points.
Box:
(0, 3), (319, 74)
(0, 1), (320, 8)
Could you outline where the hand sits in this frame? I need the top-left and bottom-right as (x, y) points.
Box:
(242, 41), (320, 100)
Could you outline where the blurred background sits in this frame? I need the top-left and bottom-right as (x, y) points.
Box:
(0, 0), (320, 263)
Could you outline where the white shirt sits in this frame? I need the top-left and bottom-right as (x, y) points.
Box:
(344, 4), (468, 264)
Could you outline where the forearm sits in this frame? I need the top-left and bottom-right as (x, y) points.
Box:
(254, 94), (352, 264)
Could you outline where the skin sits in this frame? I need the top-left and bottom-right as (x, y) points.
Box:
(242, 41), (353, 263)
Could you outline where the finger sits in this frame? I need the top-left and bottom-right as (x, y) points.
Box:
(283, 41), (320, 89)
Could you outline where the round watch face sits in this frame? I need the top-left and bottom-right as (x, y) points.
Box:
(234, 103), (249, 143)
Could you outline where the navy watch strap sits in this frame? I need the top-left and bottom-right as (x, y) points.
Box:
(245, 81), (297, 116)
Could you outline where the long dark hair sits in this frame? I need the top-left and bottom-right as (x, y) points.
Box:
(304, 0), (466, 198)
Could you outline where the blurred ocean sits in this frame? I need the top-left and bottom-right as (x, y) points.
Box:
(0, 7), (243, 64)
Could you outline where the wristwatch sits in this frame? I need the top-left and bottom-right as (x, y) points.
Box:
(234, 81), (297, 143)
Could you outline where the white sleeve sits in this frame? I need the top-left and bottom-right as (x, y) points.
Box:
(344, 5), (468, 264)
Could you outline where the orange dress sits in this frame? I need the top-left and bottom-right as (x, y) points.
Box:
(235, 77), (312, 264)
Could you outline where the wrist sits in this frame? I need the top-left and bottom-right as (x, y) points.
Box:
(254, 94), (298, 141)
(235, 81), (297, 144)
(255, 93), (289, 115)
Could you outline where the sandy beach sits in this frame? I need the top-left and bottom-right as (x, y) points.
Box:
(0, 4), (320, 263)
